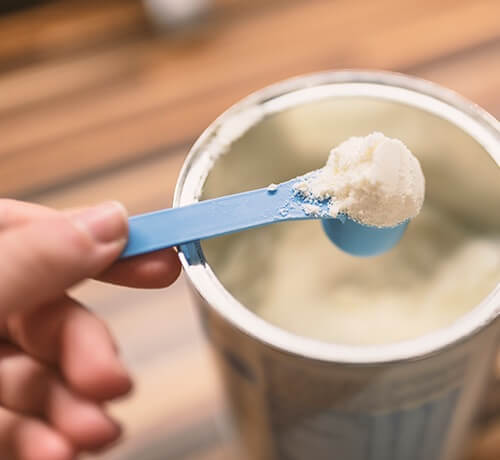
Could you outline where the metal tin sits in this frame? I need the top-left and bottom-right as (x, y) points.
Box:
(174, 71), (500, 460)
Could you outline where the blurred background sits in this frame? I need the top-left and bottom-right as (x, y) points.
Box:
(0, 0), (498, 459)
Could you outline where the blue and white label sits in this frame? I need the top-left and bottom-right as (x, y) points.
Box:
(277, 388), (460, 460)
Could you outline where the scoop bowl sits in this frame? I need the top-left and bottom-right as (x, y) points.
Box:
(322, 216), (408, 257)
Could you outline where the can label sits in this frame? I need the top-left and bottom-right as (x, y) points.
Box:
(277, 388), (460, 460)
(263, 352), (468, 460)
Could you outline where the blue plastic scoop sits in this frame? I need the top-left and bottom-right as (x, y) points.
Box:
(121, 177), (408, 259)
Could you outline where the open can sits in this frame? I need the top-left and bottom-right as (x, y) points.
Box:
(174, 71), (500, 460)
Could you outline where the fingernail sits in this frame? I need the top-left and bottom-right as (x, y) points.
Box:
(70, 201), (128, 244)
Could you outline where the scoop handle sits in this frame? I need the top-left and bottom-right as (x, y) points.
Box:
(121, 179), (308, 258)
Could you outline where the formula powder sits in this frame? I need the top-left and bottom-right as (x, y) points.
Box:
(295, 132), (425, 227)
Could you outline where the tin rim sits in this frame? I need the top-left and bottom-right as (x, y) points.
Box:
(174, 70), (500, 365)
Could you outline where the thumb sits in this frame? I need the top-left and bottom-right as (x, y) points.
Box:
(0, 201), (128, 317)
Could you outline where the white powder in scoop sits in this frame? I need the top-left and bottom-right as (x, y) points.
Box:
(295, 132), (425, 227)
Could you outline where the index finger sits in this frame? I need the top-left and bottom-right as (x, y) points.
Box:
(96, 247), (181, 288)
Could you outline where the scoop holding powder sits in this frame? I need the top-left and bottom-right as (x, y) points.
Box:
(295, 132), (425, 227)
(122, 132), (425, 258)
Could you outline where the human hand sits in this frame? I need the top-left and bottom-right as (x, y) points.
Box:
(0, 199), (181, 460)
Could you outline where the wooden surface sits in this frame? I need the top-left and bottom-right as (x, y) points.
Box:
(0, 0), (499, 459)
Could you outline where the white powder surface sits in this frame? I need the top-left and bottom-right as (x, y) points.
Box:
(201, 96), (500, 346)
(295, 132), (425, 227)
(204, 208), (500, 345)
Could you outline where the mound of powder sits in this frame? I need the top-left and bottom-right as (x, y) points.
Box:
(295, 132), (425, 227)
